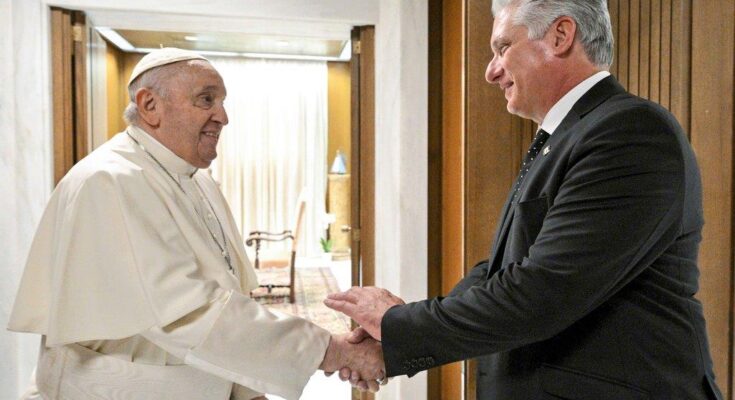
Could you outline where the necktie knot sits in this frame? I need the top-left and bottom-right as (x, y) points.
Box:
(526, 129), (550, 162)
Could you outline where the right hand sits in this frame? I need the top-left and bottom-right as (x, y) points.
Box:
(319, 333), (385, 393)
(334, 327), (390, 392)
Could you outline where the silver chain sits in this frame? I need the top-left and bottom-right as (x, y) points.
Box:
(126, 131), (234, 273)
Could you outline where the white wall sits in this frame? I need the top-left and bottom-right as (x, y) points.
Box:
(1, 0), (428, 399)
(374, 0), (428, 399)
(0, 0), (52, 397)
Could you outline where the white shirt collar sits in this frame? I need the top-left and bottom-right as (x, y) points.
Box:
(127, 125), (198, 177)
(540, 71), (611, 134)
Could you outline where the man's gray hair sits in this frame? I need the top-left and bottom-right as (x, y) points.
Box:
(122, 63), (182, 125)
(492, 0), (614, 67)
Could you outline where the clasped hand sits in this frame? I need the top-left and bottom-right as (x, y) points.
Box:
(320, 331), (385, 392)
(321, 286), (407, 392)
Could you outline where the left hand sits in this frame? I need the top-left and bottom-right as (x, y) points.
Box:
(324, 286), (405, 341)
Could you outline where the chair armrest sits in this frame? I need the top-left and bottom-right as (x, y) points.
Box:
(246, 230), (294, 247)
(249, 230), (292, 237)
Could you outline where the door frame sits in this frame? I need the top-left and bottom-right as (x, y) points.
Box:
(350, 24), (376, 400)
(51, 6), (89, 183)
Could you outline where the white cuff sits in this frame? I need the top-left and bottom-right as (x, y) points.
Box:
(186, 290), (330, 400)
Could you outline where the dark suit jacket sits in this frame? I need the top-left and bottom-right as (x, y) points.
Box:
(382, 77), (722, 399)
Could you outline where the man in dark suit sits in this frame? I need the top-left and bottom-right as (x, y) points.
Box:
(326, 0), (722, 398)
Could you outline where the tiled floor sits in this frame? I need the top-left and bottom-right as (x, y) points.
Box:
(268, 256), (353, 399)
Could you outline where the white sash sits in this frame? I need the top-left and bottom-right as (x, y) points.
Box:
(36, 343), (232, 400)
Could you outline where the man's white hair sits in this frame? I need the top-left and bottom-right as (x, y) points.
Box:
(122, 62), (187, 126)
(492, 0), (614, 68)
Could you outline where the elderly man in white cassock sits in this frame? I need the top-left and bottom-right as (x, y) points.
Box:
(8, 48), (385, 400)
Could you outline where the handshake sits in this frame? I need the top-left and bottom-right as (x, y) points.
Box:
(318, 287), (406, 393)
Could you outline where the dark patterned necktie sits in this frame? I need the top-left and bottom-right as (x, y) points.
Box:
(512, 129), (550, 202)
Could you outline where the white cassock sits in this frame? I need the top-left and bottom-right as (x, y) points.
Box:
(8, 125), (330, 400)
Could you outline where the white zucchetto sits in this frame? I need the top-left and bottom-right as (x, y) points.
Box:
(128, 47), (208, 86)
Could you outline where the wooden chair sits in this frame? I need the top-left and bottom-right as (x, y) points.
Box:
(245, 193), (307, 303)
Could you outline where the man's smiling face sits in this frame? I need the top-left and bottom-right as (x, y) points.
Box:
(158, 60), (229, 168)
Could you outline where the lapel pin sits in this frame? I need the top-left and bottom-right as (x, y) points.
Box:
(543, 146), (551, 156)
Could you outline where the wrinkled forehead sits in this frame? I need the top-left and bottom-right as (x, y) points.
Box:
(172, 60), (227, 93)
(182, 60), (221, 80)
(491, 7), (522, 47)
(492, 5), (519, 32)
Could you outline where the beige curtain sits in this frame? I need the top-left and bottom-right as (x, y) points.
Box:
(209, 57), (328, 257)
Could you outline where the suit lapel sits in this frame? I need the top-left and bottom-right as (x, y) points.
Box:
(485, 76), (626, 275)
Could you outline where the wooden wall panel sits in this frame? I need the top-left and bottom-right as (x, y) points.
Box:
(618, 1), (630, 88)
(611, 0), (690, 134)
(105, 46), (143, 137)
(466, 0), (518, 269)
(609, 0), (619, 77)
(649, 0), (661, 104)
(638, 0), (650, 99)
(690, 2), (734, 398)
(105, 42), (124, 135)
(669, 0), (691, 134)
(612, 0), (731, 397)
(659, 0), (672, 109)
(464, 1), (536, 398)
(629, 0), (640, 95)
(613, 0), (691, 115)
(358, 27), (375, 289)
(327, 61), (352, 174)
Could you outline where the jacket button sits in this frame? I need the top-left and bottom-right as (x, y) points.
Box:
(427, 356), (435, 366)
(402, 361), (411, 371)
(410, 359), (418, 369)
(418, 358), (427, 368)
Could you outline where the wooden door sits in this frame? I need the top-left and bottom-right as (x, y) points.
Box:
(350, 25), (376, 400)
(51, 7), (89, 184)
(350, 25), (375, 289)
(427, 0), (469, 399)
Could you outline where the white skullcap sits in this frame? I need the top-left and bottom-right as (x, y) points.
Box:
(128, 47), (208, 86)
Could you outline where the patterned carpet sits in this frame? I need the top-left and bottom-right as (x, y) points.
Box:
(251, 267), (351, 334)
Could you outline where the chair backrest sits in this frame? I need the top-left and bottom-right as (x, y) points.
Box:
(290, 190), (308, 252)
